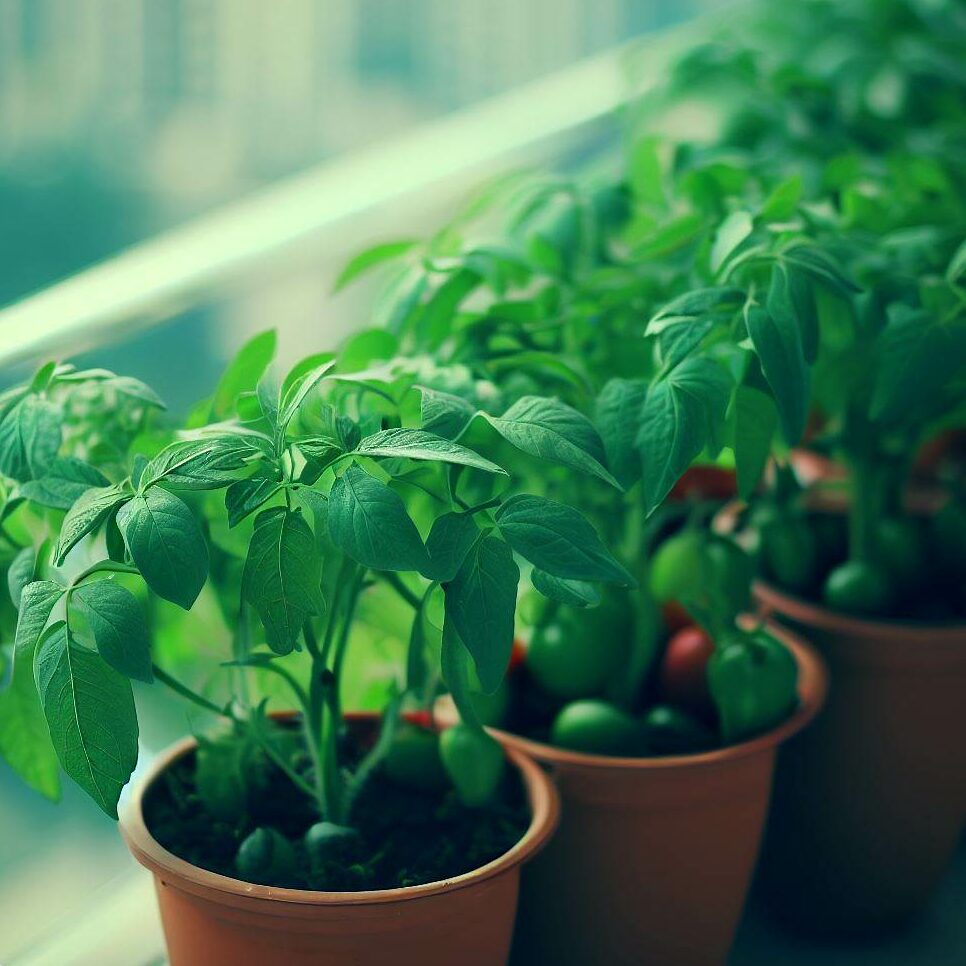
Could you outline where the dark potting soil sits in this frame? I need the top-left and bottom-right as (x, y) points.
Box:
(144, 739), (529, 892)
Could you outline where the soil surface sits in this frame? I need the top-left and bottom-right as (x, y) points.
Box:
(144, 726), (529, 892)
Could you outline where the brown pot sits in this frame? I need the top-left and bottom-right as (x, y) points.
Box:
(488, 630), (826, 966)
(120, 713), (560, 966)
(754, 580), (966, 935)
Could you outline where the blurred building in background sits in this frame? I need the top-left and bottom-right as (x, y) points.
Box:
(0, 0), (707, 305)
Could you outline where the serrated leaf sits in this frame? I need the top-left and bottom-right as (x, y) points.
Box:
(72, 580), (153, 683)
(444, 535), (519, 694)
(637, 357), (734, 514)
(334, 240), (418, 292)
(55, 484), (130, 564)
(745, 304), (810, 444)
(485, 396), (620, 489)
(355, 428), (506, 475)
(417, 386), (477, 440)
(732, 386), (778, 499)
(496, 495), (633, 584)
(327, 465), (427, 572)
(34, 622), (138, 817)
(242, 507), (323, 654)
(117, 488), (208, 609)
(595, 378), (647, 489)
(530, 569), (601, 607)
(0, 395), (61, 482)
(20, 458), (110, 510)
(424, 512), (479, 582)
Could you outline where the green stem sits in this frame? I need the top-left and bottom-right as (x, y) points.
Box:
(380, 571), (421, 609)
(152, 664), (232, 719)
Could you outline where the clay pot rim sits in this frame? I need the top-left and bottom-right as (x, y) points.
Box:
(491, 624), (827, 772)
(119, 711), (560, 908)
(754, 577), (966, 642)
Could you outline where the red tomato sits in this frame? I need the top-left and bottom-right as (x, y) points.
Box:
(404, 709), (434, 730)
(659, 626), (715, 715)
(668, 466), (737, 502)
(661, 601), (693, 633)
(509, 637), (526, 671)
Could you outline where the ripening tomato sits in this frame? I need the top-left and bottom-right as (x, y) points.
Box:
(659, 625), (715, 715)
(668, 466), (738, 502)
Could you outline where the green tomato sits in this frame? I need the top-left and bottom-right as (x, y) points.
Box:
(822, 560), (892, 616)
(383, 723), (448, 792)
(760, 515), (819, 595)
(236, 827), (296, 883)
(641, 704), (716, 756)
(705, 536), (754, 621)
(649, 530), (706, 604)
(527, 596), (630, 700)
(304, 822), (363, 868)
(550, 700), (643, 756)
(439, 724), (505, 808)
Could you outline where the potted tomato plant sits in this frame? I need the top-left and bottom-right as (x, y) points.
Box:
(646, 0), (966, 934)
(337, 115), (841, 965)
(0, 340), (640, 966)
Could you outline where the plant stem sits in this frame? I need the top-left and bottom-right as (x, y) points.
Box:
(152, 664), (232, 719)
(380, 571), (421, 609)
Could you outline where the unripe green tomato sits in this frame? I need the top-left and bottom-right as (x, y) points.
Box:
(822, 560), (892, 616)
(236, 827), (296, 882)
(705, 536), (754, 620)
(304, 821), (363, 868)
(527, 598), (629, 700)
(439, 724), (505, 808)
(641, 704), (715, 756)
(649, 530), (706, 604)
(550, 700), (643, 756)
(383, 723), (448, 792)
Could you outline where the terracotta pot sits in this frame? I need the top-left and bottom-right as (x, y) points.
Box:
(489, 630), (826, 966)
(120, 713), (560, 966)
(754, 580), (966, 935)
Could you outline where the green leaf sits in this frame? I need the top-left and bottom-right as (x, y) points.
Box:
(444, 535), (519, 693)
(20, 458), (110, 510)
(530, 569), (601, 607)
(117, 488), (209, 609)
(782, 245), (860, 297)
(732, 386), (778, 499)
(0, 580), (65, 797)
(424, 512), (479, 582)
(242, 507), (323, 654)
(871, 306), (966, 424)
(658, 318), (716, 369)
(334, 240), (418, 292)
(280, 360), (337, 428)
(7, 546), (36, 607)
(637, 357), (734, 514)
(211, 331), (276, 420)
(0, 395), (61, 482)
(648, 287), (744, 335)
(417, 386), (476, 440)
(440, 620), (482, 730)
(327, 466), (428, 572)
(34, 622), (138, 817)
(414, 269), (481, 348)
(595, 378), (647, 489)
(946, 240), (966, 286)
(496, 495), (633, 584)
(55, 484), (130, 564)
(355, 428), (506, 475)
(759, 175), (803, 222)
(225, 474), (282, 528)
(72, 580), (153, 683)
(710, 210), (753, 274)
(485, 396), (621, 489)
(141, 438), (254, 491)
(745, 304), (810, 445)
